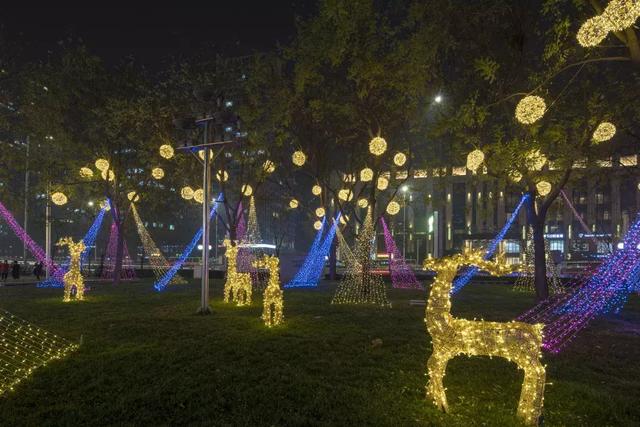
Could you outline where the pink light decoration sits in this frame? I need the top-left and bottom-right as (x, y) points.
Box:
(0, 200), (60, 275)
(560, 190), (610, 253)
(380, 217), (422, 289)
(518, 214), (640, 353)
(101, 222), (136, 280)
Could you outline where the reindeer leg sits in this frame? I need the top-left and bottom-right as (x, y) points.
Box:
(63, 283), (71, 302)
(517, 360), (546, 426)
(426, 348), (451, 412)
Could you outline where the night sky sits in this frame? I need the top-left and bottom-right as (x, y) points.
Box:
(2, 2), (310, 67)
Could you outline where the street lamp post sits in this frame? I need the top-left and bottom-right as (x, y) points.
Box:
(402, 185), (409, 260)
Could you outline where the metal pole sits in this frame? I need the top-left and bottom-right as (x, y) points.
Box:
(199, 122), (212, 314)
(45, 184), (52, 279)
(23, 136), (30, 262)
(403, 192), (407, 260)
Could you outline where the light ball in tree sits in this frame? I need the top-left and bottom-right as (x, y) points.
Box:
(216, 170), (229, 182)
(100, 199), (111, 211)
(312, 185), (322, 196)
(127, 191), (140, 202)
(592, 122), (616, 143)
(386, 201), (400, 215)
(241, 184), (253, 197)
(369, 136), (387, 156)
(525, 149), (547, 171)
(509, 170), (523, 183)
(338, 189), (353, 202)
(393, 152), (407, 166)
(292, 150), (306, 166)
(193, 189), (204, 203)
(263, 160), (276, 174)
(358, 198), (369, 208)
(360, 167), (373, 182)
(79, 167), (94, 178)
(515, 96), (546, 124)
(577, 15), (610, 47)
(315, 207), (325, 217)
(159, 144), (174, 159)
(151, 167), (165, 180)
(313, 220), (322, 231)
(536, 181), (552, 196)
(198, 150), (213, 161)
(466, 149), (485, 172)
(101, 169), (115, 182)
(95, 158), (109, 172)
(51, 192), (68, 206)
(181, 186), (195, 200)
(289, 199), (299, 209)
(377, 176), (389, 191)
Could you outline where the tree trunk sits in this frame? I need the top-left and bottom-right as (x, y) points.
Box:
(329, 235), (337, 280)
(525, 193), (549, 301)
(113, 217), (125, 286)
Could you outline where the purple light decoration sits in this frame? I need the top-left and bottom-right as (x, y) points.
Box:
(154, 193), (223, 291)
(380, 217), (422, 289)
(451, 193), (530, 294)
(285, 216), (327, 288)
(0, 200), (60, 275)
(518, 214), (640, 353)
(38, 206), (107, 288)
(560, 190), (610, 252)
(101, 221), (136, 281)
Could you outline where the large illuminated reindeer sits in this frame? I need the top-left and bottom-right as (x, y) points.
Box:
(253, 255), (283, 327)
(57, 237), (86, 302)
(222, 239), (252, 306)
(423, 250), (546, 425)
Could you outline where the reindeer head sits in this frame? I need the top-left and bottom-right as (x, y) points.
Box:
(56, 237), (85, 258)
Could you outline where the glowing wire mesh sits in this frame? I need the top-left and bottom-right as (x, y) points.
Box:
(285, 217), (327, 288)
(380, 217), (422, 289)
(101, 221), (136, 281)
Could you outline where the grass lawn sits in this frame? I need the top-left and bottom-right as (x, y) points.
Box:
(0, 278), (639, 426)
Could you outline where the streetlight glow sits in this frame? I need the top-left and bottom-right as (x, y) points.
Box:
(434, 95), (443, 103)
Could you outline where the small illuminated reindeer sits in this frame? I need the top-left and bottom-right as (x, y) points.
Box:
(222, 239), (252, 306)
(57, 237), (86, 302)
(423, 250), (546, 425)
(253, 255), (283, 327)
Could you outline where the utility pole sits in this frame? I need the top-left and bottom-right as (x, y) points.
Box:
(200, 120), (212, 315)
(45, 183), (52, 279)
(23, 136), (29, 262)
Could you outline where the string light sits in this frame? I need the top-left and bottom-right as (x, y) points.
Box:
(315, 207), (325, 217)
(151, 167), (165, 179)
(314, 220), (323, 230)
(181, 186), (194, 200)
(51, 192), (68, 206)
(193, 189), (204, 203)
(377, 176), (389, 190)
(536, 181), (552, 196)
(0, 309), (79, 395)
(312, 185), (322, 196)
(95, 158), (109, 171)
(101, 169), (115, 181)
(246, 196), (262, 243)
(338, 189), (353, 201)
(57, 237), (86, 302)
(159, 144), (174, 159)
(332, 208), (389, 306)
(216, 170), (229, 182)
(525, 149), (547, 171)
(289, 199), (299, 209)
(127, 191), (140, 202)
(101, 222), (136, 280)
(369, 136), (387, 156)
(253, 255), (284, 327)
(577, 0), (640, 47)
(386, 201), (400, 215)
(131, 204), (186, 285)
(358, 198), (369, 208)
(263, 160), (276, 174)
(285, 217), (327, 287)
(360, 167), (374, 182)
(292, 150), (306, 166)
(423, 250), (545, 425)
(241, 184), (253, 197)
(393, 152), (407, 166)
(222, 240), (253, 306)
(79, 167), (94, 178)
(592, 121), (616, 143)
(380, 217), (421, 289)
(466, 149), (485, 172)
(515, 96), (546, 124)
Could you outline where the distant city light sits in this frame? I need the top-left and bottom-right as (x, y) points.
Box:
(434, 95), (443, 103)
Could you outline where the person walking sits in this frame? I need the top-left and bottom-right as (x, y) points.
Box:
(0, 260), (8, 283)
(33, 261), (43, 280)
(11, 260), (20, 280)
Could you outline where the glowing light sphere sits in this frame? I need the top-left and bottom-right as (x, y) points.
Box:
(360, 167), (374, 182)
(340, 214), (349, 225)
(95, 158), (109, 172)
(377, 176), (389, 191)
(592, 122), (616, 143)
(159, 144), (174, 159)
(51, 192), (68, 206)
(99, 199), (111, 211)
(313, 220), (323, 230)
(181, 186), (194, 200)
(292, 150), (306, 166)
(357, 198), (369, 208)
(577, 15), (610, 46)
(101, 169), (115, 182)
(216, 170), (229, 182)
(289, 199), (299, 209)
(509, 170), (523, 183)
(263, 160), (276, 174)
(127, 191), (140, 202)
(525, 149), (547, 171)
(466, 149), (485, 172)
(604, 0), (640, 31)
(515, 96), (546, 124)
(536, 181), (552, 196)
(241, 184), (253, 197)
(338, 189), (353, 202)
(198, 150), (213, 161)
(369, 136), (387, 156)
(151, 167), (165, 180)
(386, 201), (400, 215)
(393, 152), (407, 166)
(79, 167), (94, 178)
(193, 189), (204, 204)
(315, 207), (325, 217)
(312, 185), (322, 196)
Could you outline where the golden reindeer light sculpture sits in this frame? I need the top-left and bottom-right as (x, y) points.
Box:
(423, 251), (546, 425)
(253, 255), (284, 327)
(222, 239), (252, 306)
(57, 237), (86, 302)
